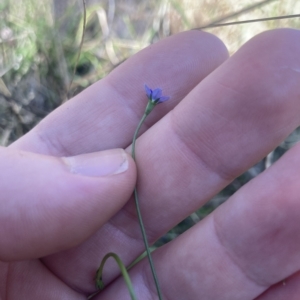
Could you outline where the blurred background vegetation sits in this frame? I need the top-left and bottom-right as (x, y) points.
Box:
(0, 0), (300, 245)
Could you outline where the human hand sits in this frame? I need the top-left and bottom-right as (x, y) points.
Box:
(3, 28), (300, 299)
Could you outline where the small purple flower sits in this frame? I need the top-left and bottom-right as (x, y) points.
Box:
(144, 84), (170, 104)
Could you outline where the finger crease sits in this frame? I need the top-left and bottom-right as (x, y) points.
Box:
(212, 213), (270, 289)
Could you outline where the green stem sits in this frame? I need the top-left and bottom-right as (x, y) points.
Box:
(95, 253), (137, 300)
(131, 108), (163, 300)
(131, 114), (147, 160)
(67, 0), (86, 99)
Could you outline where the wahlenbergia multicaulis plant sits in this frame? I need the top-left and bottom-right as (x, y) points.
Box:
(95, 85), (170, 300)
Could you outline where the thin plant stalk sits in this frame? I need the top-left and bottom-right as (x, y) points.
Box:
(95, 85), (168, 300)
(95, 252), (138, 300)
(196, 13), (300, 29)
(131, 106), (164, 300)
(67, 0), (86, 99)
(129, 85), (170, 299)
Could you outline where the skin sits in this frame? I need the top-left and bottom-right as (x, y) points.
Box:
(1, 28), (300, 299)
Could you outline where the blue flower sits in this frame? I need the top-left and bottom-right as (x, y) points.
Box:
(144, 84), (170, 104)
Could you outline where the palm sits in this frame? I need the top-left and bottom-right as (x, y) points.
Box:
(1, 260), (81, 299)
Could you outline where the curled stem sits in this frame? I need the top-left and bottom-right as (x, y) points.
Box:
(95, 252), (137, 300)
(131, 107), (163, 300)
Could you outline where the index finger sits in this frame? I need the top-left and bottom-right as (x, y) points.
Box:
(10, 30), (228, 156)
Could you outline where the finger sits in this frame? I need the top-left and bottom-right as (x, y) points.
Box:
(131, 27), (300, 236)
(10, 30), (228, 156)
(0, 147), (136, 260)
(42, 28), (300, 294)
(97, 140), (300, 300)
(255, 271), (300, 300)
(1, 260), (86, 299)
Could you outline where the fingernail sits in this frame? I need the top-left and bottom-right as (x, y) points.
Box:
(62, 149), (128, 177)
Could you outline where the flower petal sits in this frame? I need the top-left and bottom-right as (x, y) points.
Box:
(158, 96), (170, 103)
(152, 88), (162, 100)
(144, 84), (152, 99)
(144, 85), (170, 105)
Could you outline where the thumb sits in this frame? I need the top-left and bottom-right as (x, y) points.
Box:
(0, 147), (136, 261)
